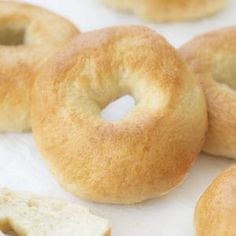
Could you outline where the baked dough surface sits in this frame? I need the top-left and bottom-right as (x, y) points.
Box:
(102, 0), (227, 21)
(180, 27), (236, 159)
(0, 1), (79, 132)
(32, 26), (207, 204)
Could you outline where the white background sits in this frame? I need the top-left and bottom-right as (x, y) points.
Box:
(1, 1), (236, 235)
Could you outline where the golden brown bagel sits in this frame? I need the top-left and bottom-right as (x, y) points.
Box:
(31, 26), (207, 204)
(195, 165), (236, 236)
(0, 1), (79, 132)
(102, 0), (227, 22)
(180, 27), (236, 159)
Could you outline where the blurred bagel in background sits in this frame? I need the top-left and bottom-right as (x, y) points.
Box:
(0, 1), (79, 132)
(195, 165), (236, 236)
(102, 0), (227, 22)
(180, 27), (236, 159)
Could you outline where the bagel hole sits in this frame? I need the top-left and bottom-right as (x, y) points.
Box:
(212, 55), (236, 90)
(0, 221), (21, 236)
(101, 94), (136, 122)
(0, 22), (27, 46)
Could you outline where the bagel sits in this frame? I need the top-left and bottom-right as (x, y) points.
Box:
(180, 27), (236, 159)
(195, 165), (236, 236)
(102, 0), (227, 21)
(0, 1), (79, 132)
(0, 189), (110, 236)
(31, 26), (207, 204)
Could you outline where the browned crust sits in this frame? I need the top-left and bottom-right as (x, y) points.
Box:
(102, 0), (227, 21)
(180, 27), (236, 159)
(0, 1), (79, 132)
(104, 228), (111, 236)
(195, 165), (236, 236)
(32, 26), (207, 204)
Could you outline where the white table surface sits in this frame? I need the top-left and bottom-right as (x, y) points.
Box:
(1, 1), (236, 235)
